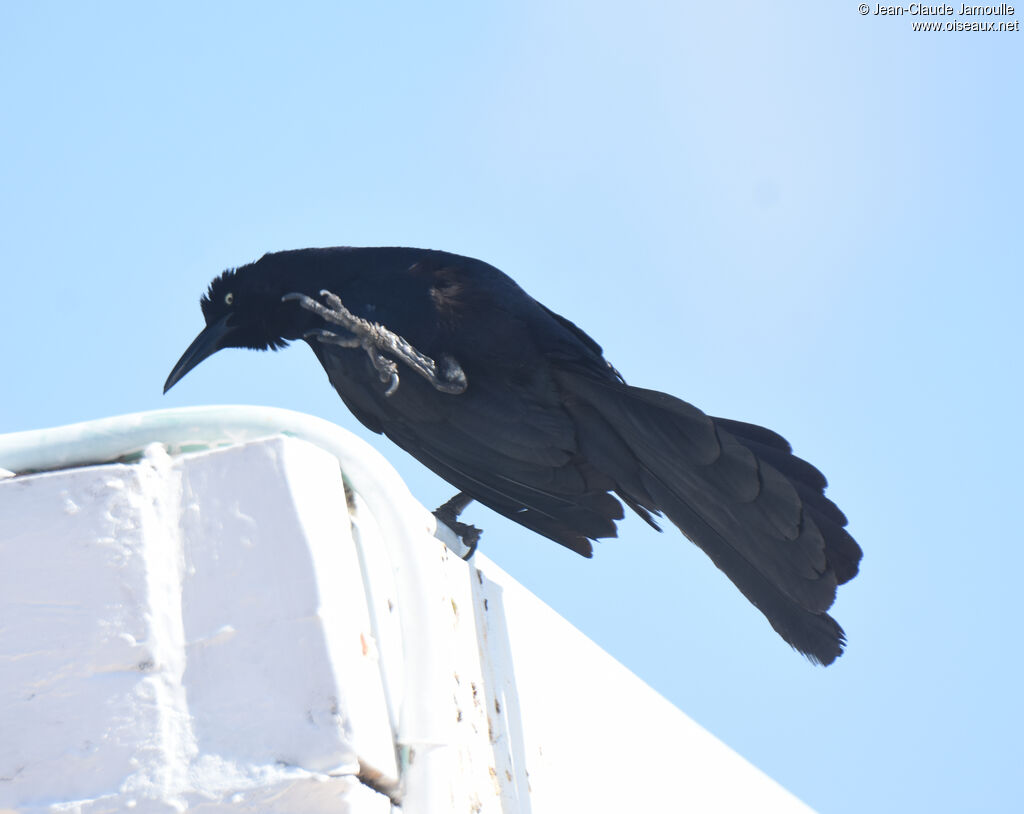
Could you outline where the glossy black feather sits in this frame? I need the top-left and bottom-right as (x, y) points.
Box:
(167, 246), (863, 664)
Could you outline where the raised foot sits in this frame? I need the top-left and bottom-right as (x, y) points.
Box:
(282, 289), (468, 397)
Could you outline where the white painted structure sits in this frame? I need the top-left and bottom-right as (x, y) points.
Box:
(0, 408), (815, 813)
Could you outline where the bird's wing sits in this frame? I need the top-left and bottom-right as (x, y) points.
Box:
(308, 337), (625, 556)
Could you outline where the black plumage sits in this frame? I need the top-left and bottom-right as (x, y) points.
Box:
(164, 246), (862, 664)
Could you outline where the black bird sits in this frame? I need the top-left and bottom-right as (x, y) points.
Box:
(165, 247), (862, 665)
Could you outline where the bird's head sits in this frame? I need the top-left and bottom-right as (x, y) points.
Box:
(163, 255), (318, 393)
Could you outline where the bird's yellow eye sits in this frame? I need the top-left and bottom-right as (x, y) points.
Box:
(224, 292), (234, 306)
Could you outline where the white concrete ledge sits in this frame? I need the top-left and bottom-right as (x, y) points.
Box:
(0, 409), (815, 813)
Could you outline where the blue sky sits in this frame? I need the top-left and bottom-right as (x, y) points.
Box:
(2, 3), (1020, 811)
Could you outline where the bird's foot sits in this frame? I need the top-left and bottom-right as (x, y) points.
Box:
(451, 521), (482, 560)
(283, 290), (468, 397)
(433, 492), (481, 560)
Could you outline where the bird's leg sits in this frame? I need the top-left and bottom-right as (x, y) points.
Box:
(433, 492), (481, 560)
(282, 291), (468, 397)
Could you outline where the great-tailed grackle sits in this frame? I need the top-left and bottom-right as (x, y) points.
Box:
(164, 247), (862, 665)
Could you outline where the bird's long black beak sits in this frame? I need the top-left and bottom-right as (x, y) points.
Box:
(163, 314), (235, 394)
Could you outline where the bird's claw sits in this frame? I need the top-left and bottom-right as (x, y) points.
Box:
(434, 516), (481, 560)
(433, 491), (481, 559)
(453, 522), (481, 560)
(284, 290), (468, 397)
(372, 357), (400, 396)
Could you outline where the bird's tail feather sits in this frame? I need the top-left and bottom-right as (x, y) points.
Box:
(556, 370), (861, 665)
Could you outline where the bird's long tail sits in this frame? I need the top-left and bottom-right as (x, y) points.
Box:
(557, 370), (862, 665)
